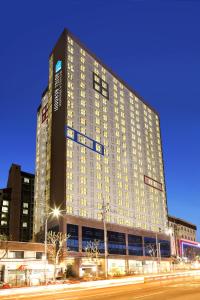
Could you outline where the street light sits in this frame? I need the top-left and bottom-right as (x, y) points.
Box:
(101, 202), (109, 279)
(44, 207), (61, 284)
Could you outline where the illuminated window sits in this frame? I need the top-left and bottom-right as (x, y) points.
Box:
(67, 194), (72, 202)
(80, 56), (85, 64)
(67, 161), (73, 169)
(80, 108), (86, 116)
(23, 203), (28, 208)
(80, 64), (85, 72)
(67, 128), (74, 139)
(67, 172), (72, 179)
(81, 72), (85, 80)
(80, 118), (86, 125)
(81, 198), (87, 206)
(1, 220), (7, 226)
(67, 206), (73, 214)
(67, 183), (73, 191)
(22, 222), (27, 228)
(67, 150), (73, 158)
(80, 209), (87, 217)
(23, 209), (28, 215)
(80, 48), (85, 56)
(3, 200), (9, 206)
(2, 207), (8, 213)
(24, 177), (30, 184)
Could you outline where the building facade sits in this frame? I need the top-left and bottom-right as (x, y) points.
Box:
(34, 29), (168, 235)
(0, 188), (12, 236)
(0, 241), (45, 285)
(168, 215), (197, 257)
(0, 164), (35, 242)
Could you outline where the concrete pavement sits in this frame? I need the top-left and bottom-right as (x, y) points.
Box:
(0, 270), (200, 299)
(1, 276), (200, 299)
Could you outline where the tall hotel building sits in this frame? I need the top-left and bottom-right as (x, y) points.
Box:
(34, 29), (170, 271)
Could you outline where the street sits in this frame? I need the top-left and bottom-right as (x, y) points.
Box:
(1, 276), (200, 300)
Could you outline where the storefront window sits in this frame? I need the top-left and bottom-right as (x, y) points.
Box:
(159, 239), (170, 257)
(67, 224), (79, 252)
(128, 234), (143, 256)
(144, 237), (156, 257)
(82, 226), (104, 253)
(108, 231), (126, 255)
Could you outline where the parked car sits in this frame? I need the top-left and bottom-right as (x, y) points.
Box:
(0, 281), (11, 289)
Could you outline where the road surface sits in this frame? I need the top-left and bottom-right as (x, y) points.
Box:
(1, 276), (200, 300)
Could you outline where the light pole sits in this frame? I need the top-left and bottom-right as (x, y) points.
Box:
(155, 231), (161, 273)
(102, 202), (109, 279)
(166, 227), (174, 256)
(44, 207), (61, 284)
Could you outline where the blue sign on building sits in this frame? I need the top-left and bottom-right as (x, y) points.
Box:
(55, 60), (62, 73)
(66, 126), (104, 156)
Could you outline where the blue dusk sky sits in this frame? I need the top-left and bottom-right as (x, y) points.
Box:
(0, 1), (200, 238)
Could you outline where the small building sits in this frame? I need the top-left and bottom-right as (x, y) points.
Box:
(0, 164), (35, 242)
(168, 215), (197, 257)
(0, 241), (47, 285)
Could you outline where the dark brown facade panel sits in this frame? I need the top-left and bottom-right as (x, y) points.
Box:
(0, 241), (44, 252)
(50, 30), (67, 210)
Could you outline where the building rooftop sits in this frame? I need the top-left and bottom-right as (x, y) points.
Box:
(168, 215), (197, 230)
(49, 28), (159, 116)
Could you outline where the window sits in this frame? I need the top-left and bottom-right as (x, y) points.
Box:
(23, 203), (28, 208)
(23, 209), (28, 215)
(108, 231), (126, 255)
(36, 252), (43, 259)
(67, 224), (79, 251)
(22, 222), (27, 227)
(3, 200), (9, 206)
(1, 220), (7, 226)
(82, 226), (104, 253)
(24, 178), (30, 184)
(93, 73), (109, 99)
(67, 127), (75, 139)
(10, 251), (24, 259)
(128, 235), (143, 256)
(2, 207), (8, 213)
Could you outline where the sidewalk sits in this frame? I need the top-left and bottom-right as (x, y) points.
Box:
(0, 270), (200, 296)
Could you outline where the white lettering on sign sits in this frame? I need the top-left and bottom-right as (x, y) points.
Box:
(54, 67), (62, 112)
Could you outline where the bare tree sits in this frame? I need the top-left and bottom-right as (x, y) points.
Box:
(47, 231), (70, 281)
(85, 239), (100, 278)
(145, 243), (157, 273)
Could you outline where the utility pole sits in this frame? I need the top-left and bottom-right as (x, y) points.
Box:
(102, 202), (109, 279)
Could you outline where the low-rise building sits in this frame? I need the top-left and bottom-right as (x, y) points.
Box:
(0, 241), (46, 285)
(0, 164), (35, 242)
(168, 215), (197, 257)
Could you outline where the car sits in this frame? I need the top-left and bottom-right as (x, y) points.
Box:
(0, 281), (11, 289)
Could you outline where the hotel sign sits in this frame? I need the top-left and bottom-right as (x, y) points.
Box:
(54, 60), (62, 112)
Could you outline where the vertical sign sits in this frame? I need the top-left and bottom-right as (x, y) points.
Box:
(54, 60), (62, 112)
